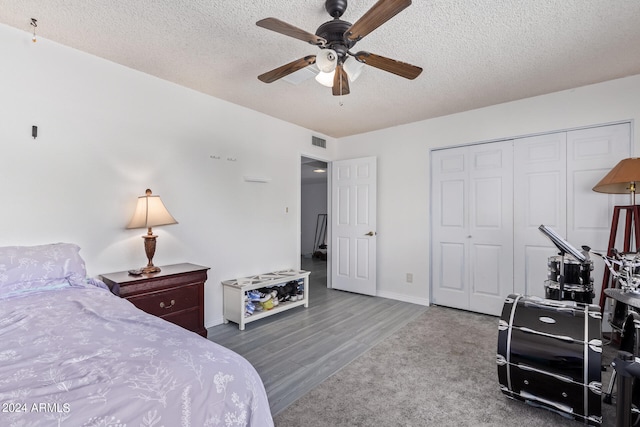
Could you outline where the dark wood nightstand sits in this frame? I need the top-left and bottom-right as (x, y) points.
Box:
(100, 263), (209, 337)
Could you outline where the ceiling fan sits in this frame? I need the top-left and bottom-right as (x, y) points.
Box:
(256, 0), (423, 96)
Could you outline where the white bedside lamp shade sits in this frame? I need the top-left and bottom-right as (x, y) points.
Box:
(127, 189), (177, 274)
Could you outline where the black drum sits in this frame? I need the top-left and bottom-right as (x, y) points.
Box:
(544, 281), (594, 304)
(621, 311), (640, 355)
(497, 294), (602, 425)
(609, 299), (630, 333)
(547, 255), (593, 286)
(620, 311), (640, 411)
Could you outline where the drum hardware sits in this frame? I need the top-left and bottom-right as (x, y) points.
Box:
(593, 250), (640, 294)
(610, 351), (640, 427)
(539, 225), (595, 304)
(603, 292), (640, 411)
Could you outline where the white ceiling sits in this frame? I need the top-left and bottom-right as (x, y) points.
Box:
(2, 0), (640, 138)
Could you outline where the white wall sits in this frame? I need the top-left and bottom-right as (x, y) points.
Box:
(335, 74), (640, 306)
(0, 23), (336, 327)
(4, 21), (640, 322)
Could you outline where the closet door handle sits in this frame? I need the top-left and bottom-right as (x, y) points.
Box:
(365, 231), (377, 236)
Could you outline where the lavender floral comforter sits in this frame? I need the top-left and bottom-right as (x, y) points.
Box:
(0, 284), (273, 426)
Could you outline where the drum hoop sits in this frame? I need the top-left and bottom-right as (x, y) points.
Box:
(505, 294), (522, 392)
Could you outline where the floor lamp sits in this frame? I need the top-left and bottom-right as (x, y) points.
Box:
(592, 158), (640, 311)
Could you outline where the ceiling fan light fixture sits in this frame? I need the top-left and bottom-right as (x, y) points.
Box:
(315, 70), (335, 87)
(343, 56), (364, 82)
(316, 49), (338, 73)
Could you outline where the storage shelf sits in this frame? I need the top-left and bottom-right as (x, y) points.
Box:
(222, 269), (310, 330)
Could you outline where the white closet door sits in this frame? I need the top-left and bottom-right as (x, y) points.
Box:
(431, 142), (514, 315)
(467, 142), (514, 314)
(567, 123), (631, 304)
(513, 132), (567, 298)
(431, 122), (631, 316)
(431, 147), (469, 311)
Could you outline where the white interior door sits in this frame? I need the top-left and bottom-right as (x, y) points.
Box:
(331, 156), (377, 296)
(431, 142), (514, 315)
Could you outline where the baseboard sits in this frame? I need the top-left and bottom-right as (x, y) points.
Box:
(205, 315), (226, 330)
(376, 290), (430, 306)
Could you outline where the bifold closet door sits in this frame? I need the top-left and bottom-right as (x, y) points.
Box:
(432, 122), (630, 316)
(513, 132), (567, 298)
(566, 123), (631, 303)
(431, 141), (514, 315)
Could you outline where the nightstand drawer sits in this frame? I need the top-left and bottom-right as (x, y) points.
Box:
(162, 308), (201, 333)
(127, 284), (199, 317)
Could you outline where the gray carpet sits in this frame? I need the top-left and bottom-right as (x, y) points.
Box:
(274, 305), (618, 426)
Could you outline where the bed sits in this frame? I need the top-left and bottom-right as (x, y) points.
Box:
(0, 243), (274, 426)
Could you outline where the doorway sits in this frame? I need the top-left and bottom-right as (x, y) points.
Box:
(301, 156), (329, 287)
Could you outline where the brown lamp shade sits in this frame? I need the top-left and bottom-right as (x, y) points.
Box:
(592, 158), (640, 194)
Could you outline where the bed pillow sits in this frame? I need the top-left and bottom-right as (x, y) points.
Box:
(0, 243), (87, 297)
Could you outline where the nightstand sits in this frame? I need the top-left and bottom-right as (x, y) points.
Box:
(100, 263), (209, 337)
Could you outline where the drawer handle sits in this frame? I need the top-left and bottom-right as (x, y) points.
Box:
(159, 300), (176, 309)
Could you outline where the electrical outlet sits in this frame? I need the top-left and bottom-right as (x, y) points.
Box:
(406, 273), (413, 283)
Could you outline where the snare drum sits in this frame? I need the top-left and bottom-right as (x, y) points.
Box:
(497, 294), (602, 425)
(544, 281), (594, 304)
(547, 254), (593, 287)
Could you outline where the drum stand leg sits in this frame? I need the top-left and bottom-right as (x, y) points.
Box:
(605, 370), (617, 404)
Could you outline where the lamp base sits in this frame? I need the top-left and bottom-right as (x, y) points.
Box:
(141, 265), (161, 274)
(141, 233), (161, 275)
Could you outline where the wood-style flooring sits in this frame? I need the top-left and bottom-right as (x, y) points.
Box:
(207, 257), (429, 416)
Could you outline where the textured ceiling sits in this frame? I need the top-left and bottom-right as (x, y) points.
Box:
(2, 0), (640, 138)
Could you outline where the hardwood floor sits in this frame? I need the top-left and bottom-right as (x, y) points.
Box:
(207, 257), (429, 416)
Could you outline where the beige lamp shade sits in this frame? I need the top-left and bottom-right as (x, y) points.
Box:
(127, 189), (178, 229)
(592, 158), (640, 194)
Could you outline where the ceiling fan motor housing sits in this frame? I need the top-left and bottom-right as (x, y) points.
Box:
(315, 19), (355, 62)
(325, 0), (348, 18)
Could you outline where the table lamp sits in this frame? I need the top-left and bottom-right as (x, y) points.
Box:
(593, 158), (640, 205)
(592, 158), (640, 310)
(127, 189), (177, 274)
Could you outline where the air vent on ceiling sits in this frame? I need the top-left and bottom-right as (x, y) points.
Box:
(312, 136), (326, 148)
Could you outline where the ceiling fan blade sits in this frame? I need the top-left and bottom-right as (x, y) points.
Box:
(353, 51), (422, 79)
(346, 0), (412, 42)
(258, 56), (317, 83)
(332, 65), (350, 96)
(257, 18), (326, 46)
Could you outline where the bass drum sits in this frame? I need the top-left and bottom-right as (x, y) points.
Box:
(497, 294), (602, 425)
